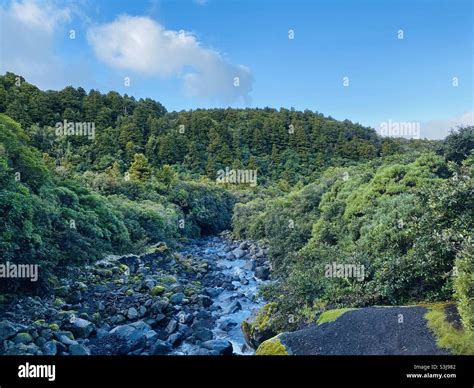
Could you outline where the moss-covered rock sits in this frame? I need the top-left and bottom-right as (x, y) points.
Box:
(317, 308), (357, 325)
(151, 285), (166, 296)
(255, 336), (289, 355)
(242, 302), (279, 348)
(14, 332), (33, 344)
(53, 297), (65, 308)
(48, 323), (60, 332)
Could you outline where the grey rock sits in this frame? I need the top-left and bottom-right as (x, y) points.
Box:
(42, 340), (57, 356)
(218, 319), (237, 332)
(193, 327), (213, 342)
(69, 344), (91, 355)
(199, 295), (213, 308)
(63, 317), (95, 338)
(168, 332), (182, 347)
(144, 329), (159, 342)
(255, 266), (270, 280)
(127, 307), (139, 320)
(0, 320), (19, 341)
(109, 321), (152, 355)
(244, 260), (257, 271)
(55, 333), (78, 346)
(204, 287), (223, 298)
(223, 301), (242, 315)
(202, 339), (233, 355)
(232, 248), (245, 259)
(239, 241), (249, 250)
(149, 339), (172, 355)
(170, 292), (185, 305)
(165, 319), (178, 334)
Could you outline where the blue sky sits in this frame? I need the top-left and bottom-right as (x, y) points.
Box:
(0, 0), (472, 138)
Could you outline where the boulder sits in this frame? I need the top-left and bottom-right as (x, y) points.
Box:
(202, 339), (233, 355)
(170, 292), (185, 305)
(168, 332), (183, 347)
(218, 318), (238, 332)
(0, 320), (19, 341)
(149, 339), (172, 355)
(223, 301), (242, 315)
(165, 319), (178, 334)
(42, 340), (58, 356)
(69, 344), (91, 355)
(255, 266), (270, 280)
(63, 317), (95, 338)
(241, 303), (278, 349)
(108, 320), (154, 354)
(232, 248), (246, 259)
(127, 307), (139, 320)
(193, 327), (213, 342)
(13, 332), (33, 344)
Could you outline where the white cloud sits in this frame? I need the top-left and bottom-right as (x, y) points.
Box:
(87, 15), (253, 103)
(0, 0), (86, 89)
(375, 111), (473, 140)
(10, 0), (71, 33)
(421, 111), (473, 139)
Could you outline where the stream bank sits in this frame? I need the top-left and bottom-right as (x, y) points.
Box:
(0, 234), (271, 356)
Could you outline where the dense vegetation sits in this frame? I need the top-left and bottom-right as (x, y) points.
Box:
(233, 130), (473, 332)
(0, 72), (472, 335)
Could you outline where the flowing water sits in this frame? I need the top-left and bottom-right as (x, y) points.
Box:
(174, 236), (268, 355)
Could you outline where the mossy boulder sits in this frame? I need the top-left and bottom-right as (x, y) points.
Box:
(151, 285), (166, 296)
(256, 335), (289, 355)
(241, 303), (279, 349)
(54, 286), (70, 298)
(48, 323), (60, 332)
(53, 297), (65, 307)
(14, 332), (33, 344)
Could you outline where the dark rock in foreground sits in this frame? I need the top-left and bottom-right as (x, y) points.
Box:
(256, 306), (450, 355)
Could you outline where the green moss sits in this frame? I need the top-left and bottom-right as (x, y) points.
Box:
(241, 320), (251, 339)
(256, 336), (288, 355)
(151, 285), (166, 295)
(453, 244), (473, 332)
(317, 308), (357, 325)
(92, 312), (101, 322)
(58, 310), (77, 318)
(48, 323), (59, 331)
(255, 302), (277, 331)
(424, 303), (474, 355)
(119, 264), (129, 273)
(14, 332), (33, 344)
(53, 297), (65, 307)
(125, 289), (134, 296)
(160, 276), (177, 284)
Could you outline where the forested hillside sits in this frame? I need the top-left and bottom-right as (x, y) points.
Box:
(0, 72), (436, 186)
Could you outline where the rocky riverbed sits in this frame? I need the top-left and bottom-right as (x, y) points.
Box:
(0, 234), (271, 356)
